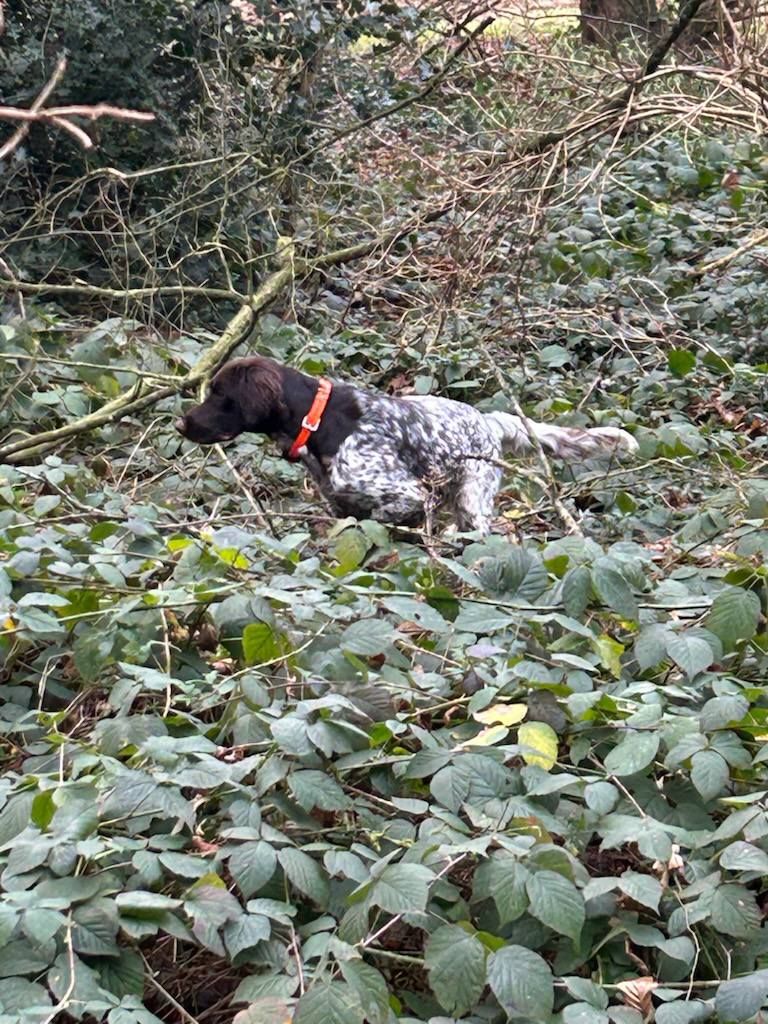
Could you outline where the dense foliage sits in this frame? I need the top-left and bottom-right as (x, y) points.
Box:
(2, 1), (768, 1022)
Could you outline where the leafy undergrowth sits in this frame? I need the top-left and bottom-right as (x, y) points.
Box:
(3, 142), (768, 1024)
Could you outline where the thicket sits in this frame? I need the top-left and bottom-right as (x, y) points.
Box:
(2, 1), (768, 1022)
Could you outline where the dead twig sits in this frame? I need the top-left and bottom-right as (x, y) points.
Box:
(0, 57), (154, 161)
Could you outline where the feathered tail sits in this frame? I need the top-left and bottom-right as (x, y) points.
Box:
(484, 411), (638, 461)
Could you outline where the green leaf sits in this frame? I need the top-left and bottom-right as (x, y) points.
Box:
(277, 848), (329, 906)
(339, 960), (390, 1024)
(562, 566), (592, 618)
(603, 732), (659, 777)
(223, 914), (270, 959)
(115, 892), (182, 918)
(691, 750), (729, 801)
(242, 622), (285, 666)
(340, 619), (394, 656)
(229, 842), (277, 898)
(0, 792), (36, 846)
(30, 790), (56, 830)
(425, 924), (487, 1017)
(526, 870), (584, 943)
(700, 694), (749, 732)
(710, 884), (762, 937)
(668, 349), (696, 377)
(716, 971), (768, 1022)
(705, 588), (760, 652)
(294, 981), (363, 1024)
(476, 549), (549, 601)
(591, 563), (638, 620)
(656, 1000), (711, 1024)
(289, 770), (350, 812)
(562, 1003), (610, 1024)
(719, 841), (768, 874)
(381, 595), (448, 633)
(72, 901), (120, 956)
(487, 945), (554, 1019)
(332, 529), (369, 572)
(584, 782), (619, 815)
(665, 633), (714, 679)
(617, 871), (662, 912)
(0, 978), (52, 1018)
(365, 863), (434, 914)
(473, 854), (529, 924)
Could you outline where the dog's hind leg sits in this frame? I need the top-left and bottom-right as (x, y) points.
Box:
(453, 462), (502, 535)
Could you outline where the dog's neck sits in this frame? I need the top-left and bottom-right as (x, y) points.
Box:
(271, 364), (362, 461)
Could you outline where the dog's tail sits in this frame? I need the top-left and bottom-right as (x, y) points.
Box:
(485, 411), (638, 461)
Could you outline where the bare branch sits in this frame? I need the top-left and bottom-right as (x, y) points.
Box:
(0, 57), (155, 160)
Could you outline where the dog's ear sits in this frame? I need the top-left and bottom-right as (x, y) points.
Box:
(228, 358), (287, 430)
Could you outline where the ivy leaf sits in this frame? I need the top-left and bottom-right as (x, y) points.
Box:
(425, 925), (487, 1017)
(487, 945), (554, 1019)
(526, 870), (584, 943)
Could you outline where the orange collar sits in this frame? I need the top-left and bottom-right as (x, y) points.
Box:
(288, 378), (333, 459)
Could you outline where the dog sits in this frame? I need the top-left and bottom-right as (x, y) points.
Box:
(175, 356), (638, 534)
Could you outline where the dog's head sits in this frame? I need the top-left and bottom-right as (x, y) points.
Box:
(175, 357), (287, 445)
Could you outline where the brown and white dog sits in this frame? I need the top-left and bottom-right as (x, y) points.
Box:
(176, 356), (637, 533)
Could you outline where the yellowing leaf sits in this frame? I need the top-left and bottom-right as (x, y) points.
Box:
(215, 547), (250, 569)
(167, 536), (194, 552)
(518, 721), (558, 771)
(474, 703), (527, 726)
(594, 635), (624, 678)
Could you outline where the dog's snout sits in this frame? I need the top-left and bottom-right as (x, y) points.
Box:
(174, 417), (187, 435)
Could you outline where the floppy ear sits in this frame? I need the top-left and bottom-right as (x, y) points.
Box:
(231, 359), (287, 430)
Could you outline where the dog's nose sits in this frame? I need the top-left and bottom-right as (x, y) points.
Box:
(174, 417), (187, 435)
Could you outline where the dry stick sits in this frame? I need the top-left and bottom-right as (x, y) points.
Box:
(0, 57), (67, 161)
(690, 225), (768, 277)
(0, 59), (155, 161)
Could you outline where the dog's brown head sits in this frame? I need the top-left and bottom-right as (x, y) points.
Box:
(175, 356), (287, 445)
